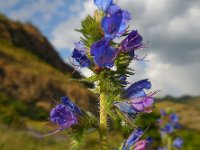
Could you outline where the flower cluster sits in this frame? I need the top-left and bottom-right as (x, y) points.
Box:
(157, 110), (183, 150)
(71, 0), (144, 69)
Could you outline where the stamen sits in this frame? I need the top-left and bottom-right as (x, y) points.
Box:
(133, 54), (149, 62)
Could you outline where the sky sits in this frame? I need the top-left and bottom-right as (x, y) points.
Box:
(0, 0), (200, 97)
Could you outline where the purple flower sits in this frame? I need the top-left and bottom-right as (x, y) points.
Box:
(173, 138), (183, 149)
(50, 104), (78, 129)
(120, 30), (144, 52)
(90, 38), (119, 68)
(94, 0), (113, 12)
(72, 41), (91, 67)
(121, 79), (151, 99)
(170, 113), (179, 124)
(125, 128), (144, 149)
(162, 123), (174, 134)
(114, 101), (137, 115)
(134, 139), (149, 150)
(107, 4), (120, 15)
(60, 96), (81, 114)
(101, 9), (131, 38)
(130, 96), (154, 113)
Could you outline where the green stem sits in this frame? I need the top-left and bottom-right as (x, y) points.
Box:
(167, 136), (172, 150)
(99, 92), (108, 150)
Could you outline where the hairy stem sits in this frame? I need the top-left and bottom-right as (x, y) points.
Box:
(99, 92), (108, 150)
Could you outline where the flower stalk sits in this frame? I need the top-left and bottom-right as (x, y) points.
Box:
(99, 92), (108, 150)
(167, 136), (172, 150)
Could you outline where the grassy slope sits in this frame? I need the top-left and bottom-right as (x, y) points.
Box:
(0, 39), (96, 112)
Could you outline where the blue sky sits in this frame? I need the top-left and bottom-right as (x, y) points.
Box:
(0, 0), (84, 57)
(0, 0), (200, 97)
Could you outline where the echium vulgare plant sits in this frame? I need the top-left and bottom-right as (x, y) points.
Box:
(47, 0), (158, 149)
(157, 109), (183, 150)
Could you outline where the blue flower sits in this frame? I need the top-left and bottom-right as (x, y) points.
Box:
(50, 104), (78, 129)
(170, 113), (179, 124)
(101, 9), (131, 38)
(94, 0), (113, 12)
(130, 96), (154, 113)
(114, 101), (137, 115)
(121, 79), (152, 99)
(72, 42), (91, 67)
(162, 123), (174, 134)
(173, 138), (183, 149)
(107, 4), (120, 15)
(120, 30), (144, 52)
(90, 38), (119, 68)
(124, 128), (144, 149)
(60, 96), (81, 114)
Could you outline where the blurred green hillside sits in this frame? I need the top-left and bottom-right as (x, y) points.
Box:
(0, 13), (200, 149)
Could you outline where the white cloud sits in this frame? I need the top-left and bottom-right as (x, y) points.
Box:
(51, 0), (96, 50)
(129, 53), (200, 97)
(0, 0), (20, 9)
(8, 0), (67, 23)
(51, 17), (81, 50)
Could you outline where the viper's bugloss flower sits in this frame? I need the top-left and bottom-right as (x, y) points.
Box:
(173, 138), (183, 149)
(90, 38), (118, 68)
(121, 79), (151, 99)
(130, 96), (154, 113)
(108, 4), (120, 15)
(170, 113), (179, 124)
(72, 42), (91, 67)
(162, 123), (174, 134)
(134, 138), (151, 150)
(94, 0), (113, 12)
(50, 104), (78, 129)
(101, 9), (131, 38)
(124, 128), (144, 149)
(114, 101), (137, 115)
(120, 30), (143, 52)
(60, 96), (81, 114)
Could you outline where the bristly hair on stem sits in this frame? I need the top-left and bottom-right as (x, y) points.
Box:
(75, 15), (104, 47)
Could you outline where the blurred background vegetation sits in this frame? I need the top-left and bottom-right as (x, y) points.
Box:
(0, 14), (200, 150)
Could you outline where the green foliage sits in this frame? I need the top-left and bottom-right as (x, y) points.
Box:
(75, 15), (104, 47)
(0, 92), (48, 128)
(115, 53), (134, 77)
(70, 111), (98, 149)
(71, 128), (86, 150)
(135, 112), (161, 148)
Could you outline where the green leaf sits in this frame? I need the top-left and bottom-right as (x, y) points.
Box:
(75, 15), (104, 47)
